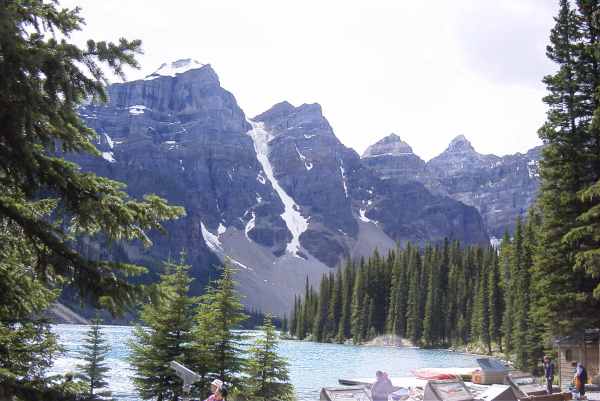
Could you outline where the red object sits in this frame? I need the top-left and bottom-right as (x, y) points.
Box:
(412, 369), (458, 380)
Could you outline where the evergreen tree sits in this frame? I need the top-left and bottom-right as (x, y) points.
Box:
(0, 208), (63, 400)
(512, 217), (529, 369)
(422, 247), (438, 347)
(243, 315), (295, 401)
(281, 314), (288, 334)
(76, 318), (112, 400)
(534, 0), (600, 335)
(406, 249), (422, 344)
(500, 232), (514, 354)
(488, 248), (503, 352)
(328, 268), (343, 341)
(128, 258), (196, 401)
(350, 264), (366, 344)
(0, 2), (182, 398)
(337, 261), (354, 342)
(312, 274), (330, 342)
(193, 262), (248, 387)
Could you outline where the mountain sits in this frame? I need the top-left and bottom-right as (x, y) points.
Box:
(362, 133), (542, 239)
(361, 133), (427, 182)
(74, 59), (489, 314)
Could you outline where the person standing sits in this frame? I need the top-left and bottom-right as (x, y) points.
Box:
(574, 363), (588, 399)
(543, 356), (555, 394)
(204, 379), (223, 401)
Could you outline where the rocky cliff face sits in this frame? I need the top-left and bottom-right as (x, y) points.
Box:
(75, 59), (489, 314)
(362, 133), (427, 182)
(362, 134), (542, 239)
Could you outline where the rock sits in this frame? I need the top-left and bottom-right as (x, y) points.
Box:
(362, 134), (542, 239)
(72, 60), (490, 314)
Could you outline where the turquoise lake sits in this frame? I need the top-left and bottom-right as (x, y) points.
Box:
(51, 324), (480, 400)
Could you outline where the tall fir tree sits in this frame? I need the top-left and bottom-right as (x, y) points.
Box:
(0, 2), (182, 398)
(328, 268), (343, 342)
(243, 315), (295, 401)
(128, 258), (196, 401)
(76, 318), (112, 400)
(337, 261), (354, 342)
(488, 248), (503, 352)
(405, 249), (422, 345)
(194, 262), (248, 387)
(534, 0), (600, 335)
(350, 264), (366, 344)
(312, 274), (330, 342)
(0, 206), (64, 401)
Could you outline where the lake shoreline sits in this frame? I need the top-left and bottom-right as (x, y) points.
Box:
(283, 334), (513, 367)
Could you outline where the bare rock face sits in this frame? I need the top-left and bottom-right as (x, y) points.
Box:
(362, 134), (542, 239)
(73, 60), (490, 314)
(362, 134), (427, 182)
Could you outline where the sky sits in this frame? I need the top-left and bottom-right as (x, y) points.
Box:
(60, 0), (557, 161)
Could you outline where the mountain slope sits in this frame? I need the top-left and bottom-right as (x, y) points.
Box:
(362, 134), (542, 239)
(74, 60), (489, 314)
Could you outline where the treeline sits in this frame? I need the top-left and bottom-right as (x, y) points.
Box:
(290, 212), (544, 372)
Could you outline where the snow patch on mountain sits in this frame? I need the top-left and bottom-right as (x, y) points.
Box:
(359, 208), (376, 224)
(101, 152), (116, 163)
(245, 212), (255, 240)
(295, 144), (313, 171)
(104, 133), (114, 149)
(146, 59), (204, 79)
(128, 105), (147, 115)
(247, 121), (309, 256)
(201, 222), (222, 251)
(340, 163), (348, 198)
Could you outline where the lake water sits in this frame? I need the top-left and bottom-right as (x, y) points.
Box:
(51, 324), (480, 400)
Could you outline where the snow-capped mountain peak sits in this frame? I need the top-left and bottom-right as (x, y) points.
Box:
(145, 58), (204, 79)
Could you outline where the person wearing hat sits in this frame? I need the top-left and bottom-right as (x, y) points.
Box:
(215, 384), (229, 401)
(204, 379), (223, 401)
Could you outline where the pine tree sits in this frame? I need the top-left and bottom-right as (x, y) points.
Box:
(328, 268), (343, 341)
(337, 261), (354, 342)
(193, 262), (248, 387)
(534, 0), (600, 336)
(488, 248), (503, 352)
(512, 217), (529, 369)
(422, 247), (438, 347)
(128, 258), (196, 401)
(351, 264), (366, 344)
(0, 207), (64, 400)
(76, 318), (112, 400)
(0, 3), (182, 398)
(243, 315), (295, 401)
(281, 314), (288, 334)
(312, 274), (330, 342)
(500, 231), (514, 354)
(406, 249), (422, 345)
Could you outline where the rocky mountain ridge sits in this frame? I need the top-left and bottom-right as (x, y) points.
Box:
(74, 59), (492, 314)
(362, 133), (542, 239)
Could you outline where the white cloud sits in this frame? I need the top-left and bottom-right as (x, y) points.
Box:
(60, 0), (556, 160)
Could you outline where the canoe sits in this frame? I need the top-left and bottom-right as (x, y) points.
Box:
(413, 367), (477, 381)
(339, 376), (427, 388)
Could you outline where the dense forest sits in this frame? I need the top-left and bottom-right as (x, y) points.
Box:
(289, 212), (542, 371)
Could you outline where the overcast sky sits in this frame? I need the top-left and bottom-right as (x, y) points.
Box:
(60, 0), (557, 160)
